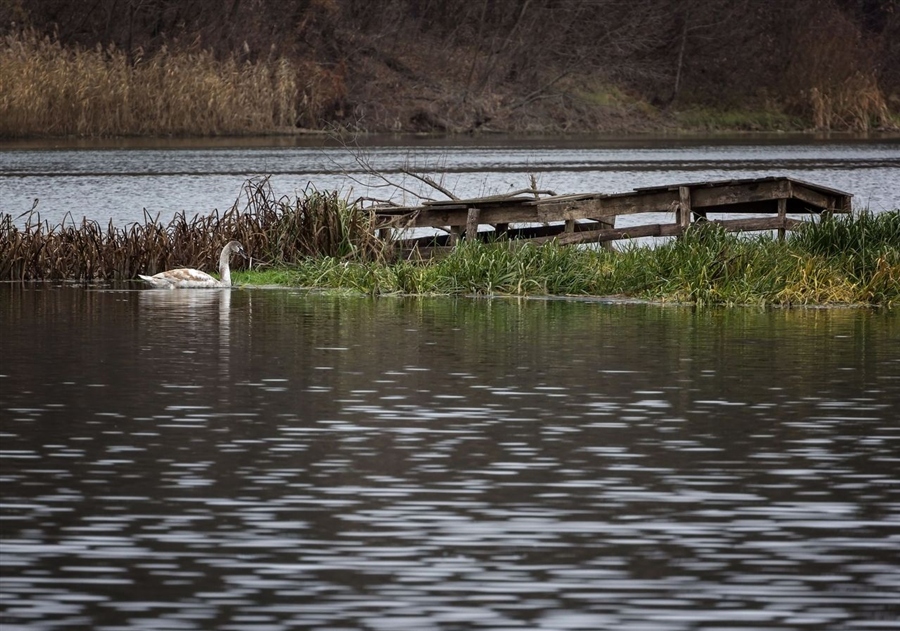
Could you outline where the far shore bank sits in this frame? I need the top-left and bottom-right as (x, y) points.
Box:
(3, 30), (898, 140)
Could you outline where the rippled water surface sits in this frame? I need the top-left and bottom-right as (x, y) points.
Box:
(2, 285), (899, 630)
(1, 135), (898, 227)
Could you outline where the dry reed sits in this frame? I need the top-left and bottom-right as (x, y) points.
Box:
(808, 72), (891, 131)
(0, 178), (386, 282)
(784, 8), (893, 131)
(0, 31), (346, 136)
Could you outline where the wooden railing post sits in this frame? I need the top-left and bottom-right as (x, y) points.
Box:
(777, 198), (787, 241)
(597, 215), (615, 251)
(677, 186), (692, 237)
(465, 207), (481, 241)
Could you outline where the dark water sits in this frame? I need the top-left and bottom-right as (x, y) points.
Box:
(2, 284), (899, 630)
(1, 135), (898, 228)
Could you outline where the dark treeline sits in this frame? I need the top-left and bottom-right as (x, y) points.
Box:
(2, 0), (898, 132)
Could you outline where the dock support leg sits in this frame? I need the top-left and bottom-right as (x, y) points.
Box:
(678, 186), (692, 236)
(777, 198), (787, 241)
(597, 215), (615, 251)
(465, 207), (481, 242)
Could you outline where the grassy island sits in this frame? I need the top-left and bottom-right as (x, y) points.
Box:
(233, 216), (900, 308)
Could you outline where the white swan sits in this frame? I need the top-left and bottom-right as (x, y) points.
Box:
(139, 240), (248, 289)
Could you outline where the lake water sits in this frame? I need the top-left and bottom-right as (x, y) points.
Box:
(1, 134), (898, 229)
(2, 284), (899, 630)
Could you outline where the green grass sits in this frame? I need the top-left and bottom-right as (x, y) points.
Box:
(234, 211), (900, 308)
(673, 107), (803, 132)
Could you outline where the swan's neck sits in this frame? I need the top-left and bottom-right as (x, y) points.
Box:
(218, 248), (232, 287)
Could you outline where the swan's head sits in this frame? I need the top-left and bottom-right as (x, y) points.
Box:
(226, 240), (249, 259)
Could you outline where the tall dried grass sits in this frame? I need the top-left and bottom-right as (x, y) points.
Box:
(808, 72), (891, 131)
(0, 31), (345, 136)
(784, 7), (892, 131)
(0, 178), (386, 281)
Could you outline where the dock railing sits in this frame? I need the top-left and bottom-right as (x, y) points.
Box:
(373, 176), (852, 258)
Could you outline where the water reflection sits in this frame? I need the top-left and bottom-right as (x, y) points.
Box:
(1, 285), (899, 630)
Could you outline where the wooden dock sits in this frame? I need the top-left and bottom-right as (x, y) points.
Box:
(373, 176), (852, 258)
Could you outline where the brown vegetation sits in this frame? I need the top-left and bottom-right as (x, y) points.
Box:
(0, 31), (303, 136)
(1, 0), (898, 135)
(0, 178), (384, 281)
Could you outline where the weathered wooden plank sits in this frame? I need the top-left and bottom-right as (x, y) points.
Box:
(635, 176), (850, 200)
(529, 222), (673, 246)
(716, 215), (803, 232)
(536, 190), (679, 219)
(784, 176), (856, 199)
(634, 176), (783, 192)
(791, 182), (851, 212)
(690, 179), (792, 208)
(410, 208), (475, 226)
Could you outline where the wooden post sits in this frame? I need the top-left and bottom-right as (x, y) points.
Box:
(777, 197), (787, 241)
(678, 186), (692, 236)
(465, 207), (481, 241)
(597, 215), (615, 251)
(564, 219), (576, 233)
(449, 225), (461, 245)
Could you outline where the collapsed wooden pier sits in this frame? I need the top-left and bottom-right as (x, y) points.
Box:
(373, 176), (852, 258)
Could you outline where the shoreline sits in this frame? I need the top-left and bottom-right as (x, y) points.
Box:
(5, 279), (888, 311)
(3, 128), (899, 150)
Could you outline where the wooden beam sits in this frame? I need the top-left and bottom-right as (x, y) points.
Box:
(791, 183), (850, 212)
(690, 179), (792, 208)
(536, 190), (680, 219)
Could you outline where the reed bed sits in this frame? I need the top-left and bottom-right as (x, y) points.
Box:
(0, 178), (385, 282)
(0, 31), (326, 136)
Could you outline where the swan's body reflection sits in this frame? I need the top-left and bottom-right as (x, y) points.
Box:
(138, 288), (233, 385)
